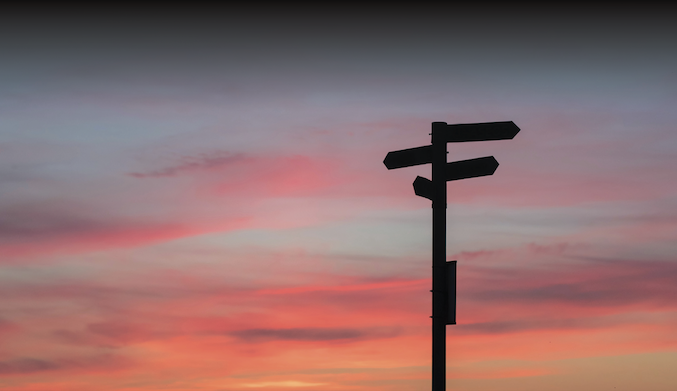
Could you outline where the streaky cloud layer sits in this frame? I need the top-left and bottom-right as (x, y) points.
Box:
(0, 4), (676, 391)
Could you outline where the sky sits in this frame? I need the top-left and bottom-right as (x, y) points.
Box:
(1, 4), (677, 391)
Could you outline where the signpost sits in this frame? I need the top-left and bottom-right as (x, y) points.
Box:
(384, 121), (520, 391)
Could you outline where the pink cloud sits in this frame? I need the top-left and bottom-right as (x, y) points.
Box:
(13, 132), (672, 264)
(1, 149), (416, 261)
(0, 208), (251, 261)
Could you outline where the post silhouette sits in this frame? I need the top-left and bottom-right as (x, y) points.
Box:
(431, 122), (448, 391)
(384, 121), (520, 391)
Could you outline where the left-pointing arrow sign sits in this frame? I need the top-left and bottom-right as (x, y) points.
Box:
(384, 145), (433, 169)
(413, 176), (433, 200)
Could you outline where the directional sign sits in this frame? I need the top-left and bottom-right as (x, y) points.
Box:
(411, 157), (498, 200)
(384, 121), (519, 391)
(446, 156), (498, 181)
(413, 176), (433, 200)
(383, 145), (433, 169)
(434, 121), (520, 143)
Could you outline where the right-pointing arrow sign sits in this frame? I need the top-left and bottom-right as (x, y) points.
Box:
(446, 156), (499, 181)
(434, 121), (520, 143)
(411, 157), (499, 200)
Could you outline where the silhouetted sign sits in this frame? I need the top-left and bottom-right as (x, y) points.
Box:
(383, 145), (433, 169)
(445, 156), (498, 181)
(410, 157), (498, 200)
(434, 121), (520, 142)
(446, 261), (456, 325)
(413, 176), (433, 200)
(384, 121), (520, 391)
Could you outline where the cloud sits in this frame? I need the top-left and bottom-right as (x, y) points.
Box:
(0, 203), (106, 241)
(0, 200), (251, 260)
(463, 258), (677, 310)
(455, 315), (639, 336)
(1, 147), (409, 260)
(0, 317), (17, 334)
(128, 151), (247, 178)
(0, 358), (59, 375)
(0, 354), (131, 376)
(51, 322), (179, 348)
(0, 245), (674, 384)
(0, 210), (195, 260)
(229, 327), (401, 343)
(256, 278), (428, 295)
(128, 149), (342, 196)
(240, 380), (328, 388)
(441, 167), (676, 207)
(127, 146), (416, 202)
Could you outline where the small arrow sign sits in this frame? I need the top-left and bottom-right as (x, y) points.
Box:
(413, 176), (433, 200)
(384, 145), (433, 169)
(446, 156), (499, 181)
(434, 121), (520, 143)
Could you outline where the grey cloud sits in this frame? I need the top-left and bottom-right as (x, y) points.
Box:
(0, 204), (106, 241)
(0, 358), (58, 374)
(230, 327), (400, 342)
(0, 354), (130, 375)
(464, 259), (677, 308)
(455, 316), (629, 335)
(128, 151), (245, 178)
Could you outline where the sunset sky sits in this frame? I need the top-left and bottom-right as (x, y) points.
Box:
(1, 5), (676, 391)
